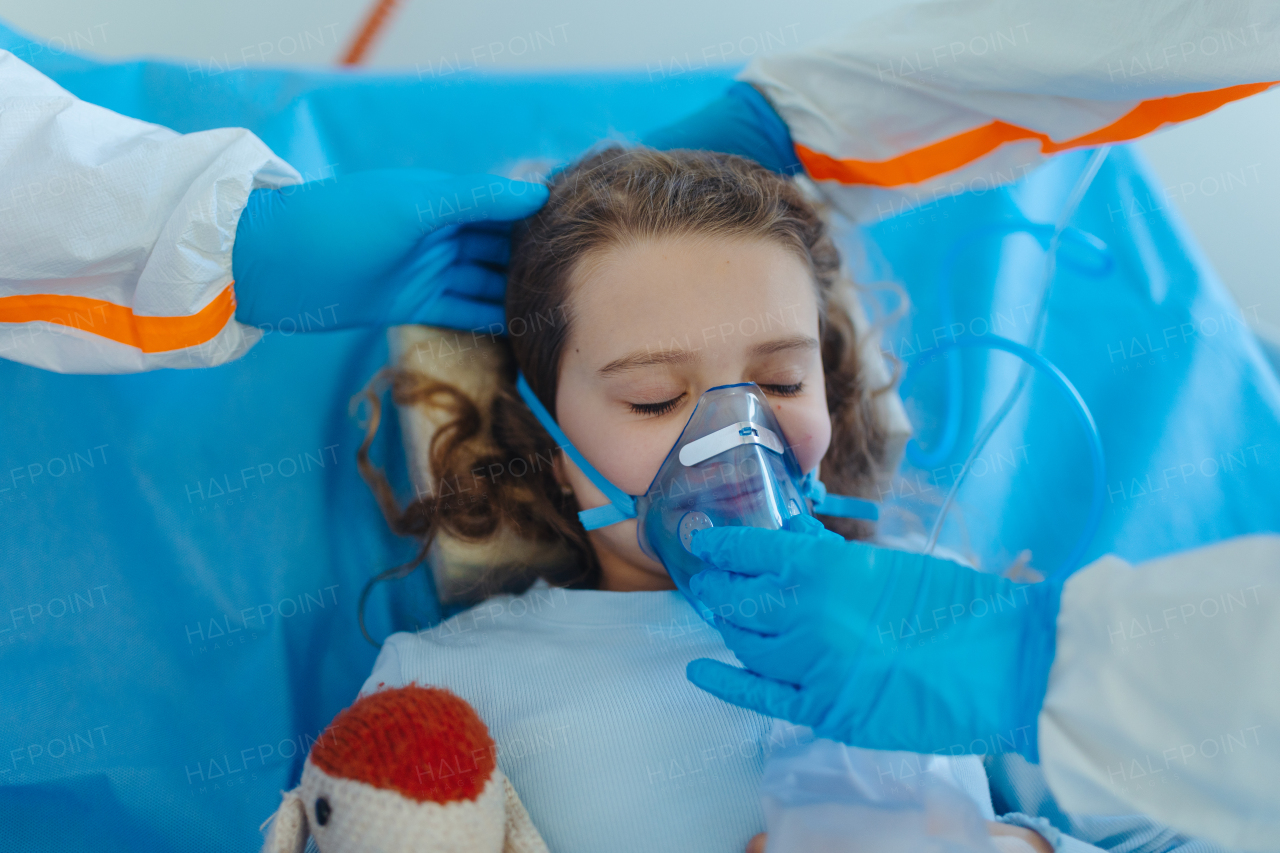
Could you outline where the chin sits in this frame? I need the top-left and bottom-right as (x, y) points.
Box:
(586, 519), (674, 585)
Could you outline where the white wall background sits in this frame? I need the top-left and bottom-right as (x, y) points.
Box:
(4, 0), (1277, 334)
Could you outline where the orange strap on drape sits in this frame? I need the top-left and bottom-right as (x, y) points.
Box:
(339, 0), (401, 66)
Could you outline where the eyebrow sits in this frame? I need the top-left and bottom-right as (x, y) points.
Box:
(597, 334), (819, 377)
(749, 334), (820, 358)
(598, 347), (697, 377)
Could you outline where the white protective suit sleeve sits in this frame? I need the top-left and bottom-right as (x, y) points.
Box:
(1038, 535), (1280, 852)
(740, 0), (1280, 223)
(0, 51), (300, 373)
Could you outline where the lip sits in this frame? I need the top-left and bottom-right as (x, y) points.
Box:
(698, 480), (777, 517)
(649, 457), (778, 513)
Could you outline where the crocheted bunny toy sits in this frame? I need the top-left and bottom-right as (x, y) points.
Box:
(261, 683), (548, 853)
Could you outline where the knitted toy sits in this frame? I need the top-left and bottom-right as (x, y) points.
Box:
(261, 684), (549, 853)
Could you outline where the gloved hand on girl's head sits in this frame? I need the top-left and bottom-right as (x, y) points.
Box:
(232, 170), (549, 333)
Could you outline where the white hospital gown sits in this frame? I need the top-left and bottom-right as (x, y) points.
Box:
(361, 582), (1003, 853)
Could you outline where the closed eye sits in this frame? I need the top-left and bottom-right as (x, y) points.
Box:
(760, 382), (804, 397)
(628, 393), (686, 417)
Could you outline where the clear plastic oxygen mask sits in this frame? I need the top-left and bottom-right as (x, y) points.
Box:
(634, 384), (810, 595)
(515, 375), (878, 601)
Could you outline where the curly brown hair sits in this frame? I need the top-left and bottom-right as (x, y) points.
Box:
(357, 146), (890, 630)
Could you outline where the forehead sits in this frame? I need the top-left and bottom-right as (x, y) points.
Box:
(564, 233), (820, 359)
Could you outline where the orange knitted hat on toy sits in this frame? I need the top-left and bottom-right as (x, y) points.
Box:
(309, 684), (497, 803)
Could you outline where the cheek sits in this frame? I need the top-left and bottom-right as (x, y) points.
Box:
(569, 425), (672, 496)
(777, 405), (832, 475)
(556, 388), (677, 496)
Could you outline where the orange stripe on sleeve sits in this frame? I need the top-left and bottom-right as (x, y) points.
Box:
(796, 82), (1277, 187)
(0, 284), (237, 353)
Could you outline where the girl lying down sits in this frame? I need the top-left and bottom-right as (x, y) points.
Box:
(356, 147), (1067, 853)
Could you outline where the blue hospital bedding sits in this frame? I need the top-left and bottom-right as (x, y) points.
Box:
(2, 18), (1279, 853)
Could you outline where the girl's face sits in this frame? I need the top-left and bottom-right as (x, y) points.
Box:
(552, 233), (832, 591)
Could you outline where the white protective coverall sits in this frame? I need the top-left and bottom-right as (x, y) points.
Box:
(738, 2), (1280, 847)
(1, 1), (1278, 847)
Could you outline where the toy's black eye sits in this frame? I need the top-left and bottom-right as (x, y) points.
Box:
(315, 796), (331, 826)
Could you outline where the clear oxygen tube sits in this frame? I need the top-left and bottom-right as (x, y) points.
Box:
(905, 146), (1112, 581)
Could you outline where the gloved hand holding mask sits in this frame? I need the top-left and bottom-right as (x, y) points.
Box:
(684, 525), (1060, 763)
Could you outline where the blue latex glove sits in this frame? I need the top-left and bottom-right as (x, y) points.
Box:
(684, 522), (1060, 762)
(642, 82), (803, 176)
(231, 170), (549, 332)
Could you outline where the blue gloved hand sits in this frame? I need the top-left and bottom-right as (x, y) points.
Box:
(643, 82), (802, 176)
(231, 170), (549, 333)
(684, 525), (1061, 762)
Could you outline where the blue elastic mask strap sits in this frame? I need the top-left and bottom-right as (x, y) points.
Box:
(801, 471), (880, 521)
(515, 373), (637, 530)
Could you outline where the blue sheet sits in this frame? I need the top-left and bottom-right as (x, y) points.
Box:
(3, 19), (1279, 853)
